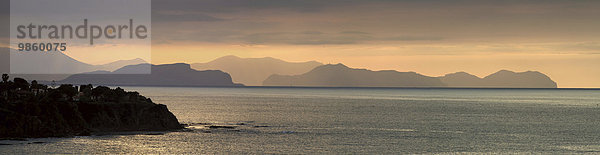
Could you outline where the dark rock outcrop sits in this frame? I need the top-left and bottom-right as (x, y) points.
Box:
(0, 79), (182, 138)
(0, 101), (182, 138)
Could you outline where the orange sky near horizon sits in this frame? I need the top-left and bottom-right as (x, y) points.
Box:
(143, 1), (600, 88)
(150, 42), (600, 88)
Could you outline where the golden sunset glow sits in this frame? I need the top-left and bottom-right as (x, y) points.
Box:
(151, 41), (600, 88)
(146, 1), (600, 88)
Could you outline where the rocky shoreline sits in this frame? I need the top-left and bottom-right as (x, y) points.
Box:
(0, 75), (183, 138)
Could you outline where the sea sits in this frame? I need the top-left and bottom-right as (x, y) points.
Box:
(1, 87), (600, 154)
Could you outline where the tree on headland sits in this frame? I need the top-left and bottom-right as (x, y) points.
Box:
(0, 74), (8, 101)
(13, 78), (30, 91)
(56, 84), (78, 101)
(31, 80), (40, 89)
(0, 75), (150, 103)
(2, 74), (8, 83)
(91, 86), (111, 101)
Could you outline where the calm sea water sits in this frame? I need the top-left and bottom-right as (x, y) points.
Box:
(2, 87), (600, 154)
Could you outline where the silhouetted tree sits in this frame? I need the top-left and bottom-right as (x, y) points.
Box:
(92, 86), (111, 100)
(2, 74), (8, 83)
(115, 87), (126, 96)
(13, 78), (29, 90)
(0, 75), (7, 100)
(80, 84), (93, 94)
(31, 80), (39, 88)
(57, 84), (78, 100)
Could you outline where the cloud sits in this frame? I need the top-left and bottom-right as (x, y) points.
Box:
(559, 42), (600, 52)
(151, 0), (343, 13)
(151, 39), (172, 45)
(301, 31), (324, 35)
(148, 0), (600, 46)
(152, 11), (224, 22)
(239, 31), (372, 45)
(340, 31), (370, 35)
(232, 31), (442, 45)
(151, 0), (600, 15)
(151, 26), (446, 45)
(385, 36), (444, 41)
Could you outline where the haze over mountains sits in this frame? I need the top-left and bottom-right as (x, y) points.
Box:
(9, 49), (147, 74)
(264, 63), (557, 88)
(1, 50), (558, 88)
(1, 48), (148, 81)
(192, 55), (322, 86)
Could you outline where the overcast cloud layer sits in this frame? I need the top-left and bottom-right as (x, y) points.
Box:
(150, 0), (600, 53)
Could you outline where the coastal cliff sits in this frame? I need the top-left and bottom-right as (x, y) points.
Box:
(0, 75), (182, 138)
(60, 63), (243, 87)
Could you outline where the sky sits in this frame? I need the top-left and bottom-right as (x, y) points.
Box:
(2, 0), (600, 87)
(148, 0), (600, 88)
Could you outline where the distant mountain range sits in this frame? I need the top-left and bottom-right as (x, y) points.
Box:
(9, 48), (147, 74)
(192, 55), (322, 86)
(1, 48), (148, 81)
(59, 63), (241, 87)
(264, 63), (445, 87)
(264, 63), (557, 88)
(1, 50), (558, 88)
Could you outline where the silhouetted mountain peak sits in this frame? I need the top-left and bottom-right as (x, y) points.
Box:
(319, 63), (349, 69)
(487, 70), (515, 77)
(192, 55), (323, 86)
(97, 58), (148, 72)
(211, 55), (308, 65)
(486, 70), (550, 79)
(443, 71), (480, 78)
(310, 63), (359, 73)
(261, 56), (280, 61)
(266, 65), (557, 88)
(112, 63), (151, 74)
(440, 69), (557, 88)
(214, 55), (241, 61)
(523, 71), (543, 74)
(101, 58), (146, 65)
(156, 63), (192, 69)
(6, 46), (150, 75)
(264, 63), (445, 87)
